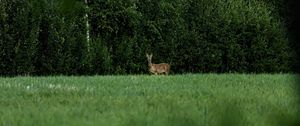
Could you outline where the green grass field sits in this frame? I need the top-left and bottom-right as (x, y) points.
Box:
(0, 74), (299, 126)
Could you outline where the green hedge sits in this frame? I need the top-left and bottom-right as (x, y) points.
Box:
(0, 0), (294, 75)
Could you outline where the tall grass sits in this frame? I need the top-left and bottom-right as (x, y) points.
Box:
(0, 74), (298, 126)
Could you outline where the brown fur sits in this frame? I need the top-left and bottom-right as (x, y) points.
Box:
(146, 53), (170, 75)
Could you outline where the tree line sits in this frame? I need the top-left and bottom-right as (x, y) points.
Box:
(0, 0), (297, 76)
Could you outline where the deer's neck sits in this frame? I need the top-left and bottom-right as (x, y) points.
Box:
(148, 62), (152, 67)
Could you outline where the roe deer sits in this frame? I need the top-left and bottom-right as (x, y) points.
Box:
(146, 53), (170, 75)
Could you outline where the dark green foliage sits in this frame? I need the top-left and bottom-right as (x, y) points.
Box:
(0, 0), (295, 75)
(0, 0), (88, 76)
(0, 0), (37, 76)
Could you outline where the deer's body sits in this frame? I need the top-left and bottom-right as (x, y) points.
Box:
(146, 54), (170, 75)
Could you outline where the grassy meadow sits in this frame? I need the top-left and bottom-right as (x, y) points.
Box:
(0, 74), (299, 126)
